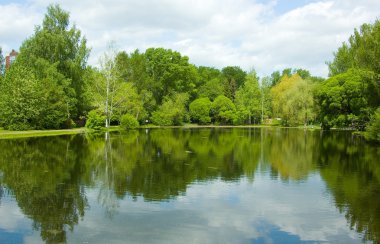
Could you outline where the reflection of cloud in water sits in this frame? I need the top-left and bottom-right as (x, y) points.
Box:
(67, 172), (360, 243)
(0, 198), (42, 244)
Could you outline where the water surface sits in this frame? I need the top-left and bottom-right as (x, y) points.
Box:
(0, 128), (379, 243)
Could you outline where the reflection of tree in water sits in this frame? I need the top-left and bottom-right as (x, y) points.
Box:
(87, 128), (262, 202)
(262, 128), (319, 181)
(0, 128), (379, 243)
(94, 132), (119, 217)
(0, 136), (88, 244)
(317, 132), (380, 243)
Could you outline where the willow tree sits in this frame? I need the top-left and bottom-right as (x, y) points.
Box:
(271, 74), (315, 126)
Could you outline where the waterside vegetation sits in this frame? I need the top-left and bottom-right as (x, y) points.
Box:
(0, 5), (379, 141)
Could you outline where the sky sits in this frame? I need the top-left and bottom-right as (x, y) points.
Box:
(0, 0), (379, 77)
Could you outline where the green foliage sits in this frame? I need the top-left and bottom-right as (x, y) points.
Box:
(151, 93), (189, 126)
(211, 95), (236, 124)
(260, 76), (273, 120)
(189, 98), (212, 124)
(85, 110), (105, 130)
(144, 48), (198, 105)
(270, 71), (281, 86)
(120, 114), (139, 129)
(235, 71), (261, 124)
(316, 69), (370, 130)
(271, 74), (315, 126)
(327, 20), (380, 109)
(365, 108), (380, 142)
(197, 78), (224, 100)
(328, 20), (380, 76)
(221, 66), (247, 100)
(0, 63), (67, 130)
(17, 4), (90, 119)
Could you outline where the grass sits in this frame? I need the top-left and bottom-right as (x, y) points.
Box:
(0, 128), (86, 139)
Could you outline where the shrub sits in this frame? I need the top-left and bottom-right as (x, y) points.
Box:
(151, 93), (189, 126)
(120, 114), (139, 129)
(189, 98), (212, 124)
(365, 108), (380, 142)
(211, 95), (236, 124)
(85, 110), (105, 130)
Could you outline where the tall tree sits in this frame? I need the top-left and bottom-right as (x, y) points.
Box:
(271, 74), (315, 126)
(87, 45), (139, 127)
(235, 71), (261, 124)
(144, 48), (198, 105)
(270, 71), (281, 86)
(260, 76), (273, 122)
(221, 66), (246, 101)
(324, 20), (380, 130)
(17, 4), (90, 119)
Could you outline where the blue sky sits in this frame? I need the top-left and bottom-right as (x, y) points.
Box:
(0, 0), (379, 77)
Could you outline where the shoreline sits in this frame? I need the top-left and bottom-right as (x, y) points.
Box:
(0, 124), (326, 139)
(1, 124), (364, 140)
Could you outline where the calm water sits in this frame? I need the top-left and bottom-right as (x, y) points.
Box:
(0, 128), (379, 243)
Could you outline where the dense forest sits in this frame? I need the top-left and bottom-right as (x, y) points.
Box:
(0, 5), (379, 141)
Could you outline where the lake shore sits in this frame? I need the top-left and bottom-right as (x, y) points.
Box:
(0, 124), (325, 139)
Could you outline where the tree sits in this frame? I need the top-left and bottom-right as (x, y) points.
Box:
(295, 68), (311, 79)
(316, 68), (371, 130)
(327, 20), (380, 109)
(235, 71), (261, 124)
(197, 78), (224, 100)
(270, 71), (281, 86)
(151, 93), (189, 126)
(211, 95), (236, 124)
(189, 98), (212, 124)
(281, 68), (292, 78)
(144, 48), (198, 105)
(17, 4), (90, 119)
(221, 66), (246, 101)
(87, 45), (138, 127)
(0, 62), (68, 130)
(260, 76), (273, 122)
(271, 74), (315, 126)
(365, 108), (380, 142)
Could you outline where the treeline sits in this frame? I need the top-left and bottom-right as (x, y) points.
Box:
(0, 5), (379, 140)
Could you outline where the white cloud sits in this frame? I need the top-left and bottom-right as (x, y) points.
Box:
(1, 0), (379, 77)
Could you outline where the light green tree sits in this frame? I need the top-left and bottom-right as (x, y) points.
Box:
(235, 71), (261, 124)
(151, 93), (189, 126)
(0, 64), (67, 130)
(211, 95), (236, 124)
(271, 74), (315, 126)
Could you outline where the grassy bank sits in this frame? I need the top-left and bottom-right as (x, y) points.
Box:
(0, 128), (86, 139)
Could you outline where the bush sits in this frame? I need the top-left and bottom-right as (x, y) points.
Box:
(120, 114), (139, 129)
(211, 95), (236, 125)
(151, 93), (189, 126)
(189, 98), (212, 124)
(365, 108), (380, 142)
(85, 110), (105, 130)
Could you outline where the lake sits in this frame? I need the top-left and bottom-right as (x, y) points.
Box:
(0, 128), (379, 243)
